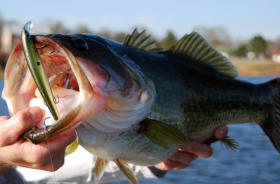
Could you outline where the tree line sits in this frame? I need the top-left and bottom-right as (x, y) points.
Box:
(49, 21), (278, 58)
(1, 17), (280, 69)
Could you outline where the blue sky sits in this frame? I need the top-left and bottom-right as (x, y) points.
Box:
(1, 0), (279, 41)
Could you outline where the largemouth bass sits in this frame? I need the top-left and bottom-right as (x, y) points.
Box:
(2, 22), (280, 183)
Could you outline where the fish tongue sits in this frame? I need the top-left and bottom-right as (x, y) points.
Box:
(31, 87), (79, 129)
(29, 97), (54, 129)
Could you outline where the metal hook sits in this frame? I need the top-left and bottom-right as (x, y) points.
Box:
(64, 73), (71, 89)
(54, 96), (60, 104)
(44, 117), (51, 126)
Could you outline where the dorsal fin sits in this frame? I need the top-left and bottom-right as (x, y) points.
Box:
(124, 28), (162, 52)
(170, 32), (238, 78)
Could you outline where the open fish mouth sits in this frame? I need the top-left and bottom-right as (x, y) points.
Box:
(2, 22), (103, 144)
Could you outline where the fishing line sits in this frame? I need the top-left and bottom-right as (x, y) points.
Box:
(36, 45), (58, 182)
(42, 79), (58, 183)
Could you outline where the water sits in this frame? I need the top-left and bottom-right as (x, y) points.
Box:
(0, 77), (279, 184)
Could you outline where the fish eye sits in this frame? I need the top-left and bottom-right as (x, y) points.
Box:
(71, 37), (88, 51)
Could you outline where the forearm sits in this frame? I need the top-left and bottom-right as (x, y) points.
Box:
(0, 164), (11, 175)
(148, 166), (167, 178)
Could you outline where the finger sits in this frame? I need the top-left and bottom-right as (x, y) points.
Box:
(214, 126), (228, 139)
(157, 159), (189, 171)
(0, 107), (44, 147)
(30, 147), (66, 172)
(46, 129), (77, 151)
(169, 151), (196, 165)
(27, 130), (76, 171)
(0, 130), (76, 170)
(7, 141), (66, 172)
(180, 139), (213, 158)
(0, 116), (9, 122)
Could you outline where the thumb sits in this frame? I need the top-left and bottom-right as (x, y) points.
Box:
(0, 107), (44, 147)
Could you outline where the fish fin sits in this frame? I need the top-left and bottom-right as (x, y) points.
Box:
(91, 157), (109, 183)
(219, 136), (240, 151)
(114, 159), (138, 184)
(124, 28), (162, 52)
(169, 32), (238, 78)
(139, 118), (188, 148)
(65, 138), (79, 155)
(259, 80), (280, 153)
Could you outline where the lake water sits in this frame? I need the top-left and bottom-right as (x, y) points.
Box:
(0, 77), (279, 184)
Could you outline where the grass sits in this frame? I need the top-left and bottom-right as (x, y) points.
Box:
(230, 57), (280, 76)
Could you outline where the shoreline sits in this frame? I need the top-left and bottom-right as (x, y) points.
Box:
(0, 58), (279, 79)
(231, 57), (280, 76)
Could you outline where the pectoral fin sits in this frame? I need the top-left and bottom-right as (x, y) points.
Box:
(114, 159), (138, 184)
(139, 118), (188, 148)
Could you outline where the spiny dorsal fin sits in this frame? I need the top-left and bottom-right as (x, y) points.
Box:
(114, 159), (138, 184)
(91, 157), (109, 183)
(170, 32), (238, 78)
(124, 28), (162, 52)
(139, 118), (188, 148)
(220, 136), (240, 151)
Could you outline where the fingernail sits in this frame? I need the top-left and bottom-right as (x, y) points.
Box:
(29, 107), (44, 122)
(218, 126), (228, 137)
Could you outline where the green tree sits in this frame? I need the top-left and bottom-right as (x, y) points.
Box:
(160, 30), (177, 50)
(249, 35), (267, 54)
(231, 44), (248, 57)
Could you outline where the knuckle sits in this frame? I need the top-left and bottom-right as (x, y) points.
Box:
(30, 149), (50, 165)
(17, 111), (32, 124)
(204, 147), (213, 158)
(14, 113), (30, 130)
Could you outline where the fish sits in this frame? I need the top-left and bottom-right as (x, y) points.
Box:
(2, 22), (280, 184)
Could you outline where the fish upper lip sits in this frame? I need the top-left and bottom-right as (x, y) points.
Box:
(19, 23), (95, 144)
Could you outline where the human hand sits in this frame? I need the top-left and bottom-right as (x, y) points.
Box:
(0, 107), (76, 174)
(154, 126), (228, 171)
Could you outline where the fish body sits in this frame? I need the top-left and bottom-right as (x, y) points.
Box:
(66, 33), (277, 165)
(2, 26), (280, 183)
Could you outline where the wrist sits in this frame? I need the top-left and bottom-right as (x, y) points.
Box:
(148, 166), (167, 178)
(0, 164), (11, 175)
